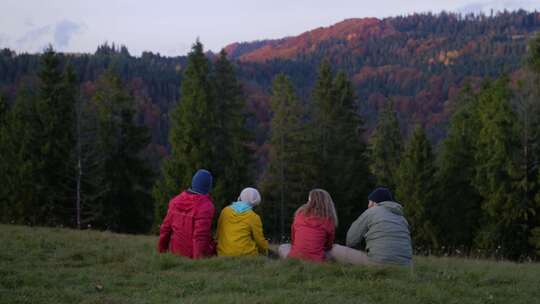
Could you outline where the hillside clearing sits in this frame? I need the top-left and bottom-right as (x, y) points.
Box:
(1, 224), (539, 304)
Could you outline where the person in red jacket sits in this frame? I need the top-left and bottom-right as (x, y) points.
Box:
(158, 169), (216, 259)
(278, 189), (338, 262)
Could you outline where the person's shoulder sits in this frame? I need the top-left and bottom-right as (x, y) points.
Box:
(200, 194), (214, 205)
(247, 210), (261, 222)
(249, 210), (261, 221)
(356, 206), (379, 222)
(294, 209), (306, 218)
(361, 206), (379, 216)
(219, 205), (233, 215)
(169, 191), (184, 202)
(196, 196), (215, 213)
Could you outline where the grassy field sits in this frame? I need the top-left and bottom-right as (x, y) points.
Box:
(1, 225), (539, 304)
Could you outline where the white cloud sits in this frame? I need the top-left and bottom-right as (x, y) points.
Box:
(54, 19), (85, 50)
(8, 19), (85, 53)
(15, 25), (52, 52)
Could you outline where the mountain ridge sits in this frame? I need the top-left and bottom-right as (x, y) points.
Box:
(224, 17), (396, 62)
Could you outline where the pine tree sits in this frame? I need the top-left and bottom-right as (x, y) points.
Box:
(369, 99), (403, 190)
(153, 41), (218, 226)
(86, 70), (154, 233)
(524, 32), (540, 256)
(396, 125), (438, 249)
(38, 50), (78, 225)
(1, 90), (39, 224)
(0, 95), (8, 222)
(311, 60), (335, 180)
(0, 95), (6, 121)
(309, 62), (371, 239)
(435, 86), (483, 249)
(327, 71), (371, 239)
(5, 47), (78, 226)
(473, 77), (530, 258)
(210, 50), (253, 210)
(260, 74), (310, 240)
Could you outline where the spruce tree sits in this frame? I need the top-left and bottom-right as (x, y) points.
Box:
(311, 60), (334, 179)
(87, 70), (154, 233)
(435, 86), (483, 249)
(327, 71), (371, 239)
(40, 51), (78, 225)
(309, 62), (371, 239)
(473, 77), (530, 258)
(525, 33), (540, 256)
(7, 47), (78, 226)
(1, 90), (39, 224)
(0, 95), (6, 121)
(153, 41), (217, 226)
(211, 49), (253, 210)
(260, 74), (310, 240)
(396, 125), (438, 249)
(0, 95), (8, 222)
(369, 99), (403, 190)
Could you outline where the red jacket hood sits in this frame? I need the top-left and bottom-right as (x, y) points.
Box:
(170, 191), (212, 212)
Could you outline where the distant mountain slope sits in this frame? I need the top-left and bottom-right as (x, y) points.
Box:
(225, 11), (540, 140)
(225, 18), (396, 62)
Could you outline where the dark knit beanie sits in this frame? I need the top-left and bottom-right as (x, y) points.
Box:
(190, 169), (213, 194)
(368, 187), (394, 203)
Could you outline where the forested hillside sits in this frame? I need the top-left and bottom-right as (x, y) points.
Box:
(2, 10), (540, 259)
(229, 11), (540, 139)
(2, 11), (540, 152)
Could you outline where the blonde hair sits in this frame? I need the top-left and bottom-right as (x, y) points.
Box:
(296, 189), (338, 227)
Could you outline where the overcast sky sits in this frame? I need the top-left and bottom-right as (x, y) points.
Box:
(0, 0), (538, 56)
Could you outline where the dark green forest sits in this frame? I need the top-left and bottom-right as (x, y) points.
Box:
(1, 11), (540, 260)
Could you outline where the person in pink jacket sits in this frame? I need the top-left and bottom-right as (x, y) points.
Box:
(158, 169), (216, 259)
(278, 189), (338, 262)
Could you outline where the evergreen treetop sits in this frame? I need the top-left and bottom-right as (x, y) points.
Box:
(370, 99), (402, 190)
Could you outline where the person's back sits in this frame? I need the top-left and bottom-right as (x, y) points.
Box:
(346, 188), (412, 266)
(288, 211), (334, 262)
(217, 205), (268, 256)
(279, 189), (337, 262)
(158, 169), (216, 259)
(217, 188), (268, 256)
(349, 201), (412, 265)
(158, 191), (215, 258)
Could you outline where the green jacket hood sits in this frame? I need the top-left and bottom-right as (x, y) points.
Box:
(378, 201), (404, 216)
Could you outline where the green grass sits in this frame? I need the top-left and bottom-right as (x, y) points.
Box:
(1, 225), (539, 304)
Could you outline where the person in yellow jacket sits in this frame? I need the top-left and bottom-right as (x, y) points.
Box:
(216, 187), (269, 256)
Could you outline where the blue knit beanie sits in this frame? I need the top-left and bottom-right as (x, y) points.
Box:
(190, 169), (213, 194)
(368, 187), (393, 203)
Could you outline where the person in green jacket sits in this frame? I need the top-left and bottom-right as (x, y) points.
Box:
(329, 187), (412, 266)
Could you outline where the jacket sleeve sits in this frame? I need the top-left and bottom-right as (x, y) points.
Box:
(192, 204), (215, 259)
(346, 210), (370, 248)
(251, 215), (269, 255)
(324, 222), (335, 252)
(158, 204), (173, 253)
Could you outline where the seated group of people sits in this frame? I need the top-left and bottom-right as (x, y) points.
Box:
(158, 169), (412, 266)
